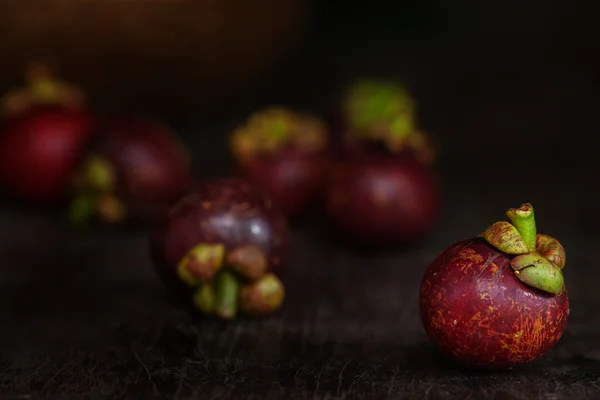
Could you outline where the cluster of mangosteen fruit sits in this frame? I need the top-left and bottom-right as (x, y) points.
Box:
(0, 63), (194, 226)
(228, 80), (440, 247)
(0, 65), (570, 370)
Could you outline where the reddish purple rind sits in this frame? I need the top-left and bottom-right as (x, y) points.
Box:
(325, 154), (439, 246)
(234, 146), (331, 217)
(150, 178), (290, 298)
(419, 238), (570, 370)
(86, 117), (193, 223)
(0, 107), (96, 203)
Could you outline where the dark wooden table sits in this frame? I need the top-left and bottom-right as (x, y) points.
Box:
(1, 135), (599, 400)
(2, 3), (600, 398)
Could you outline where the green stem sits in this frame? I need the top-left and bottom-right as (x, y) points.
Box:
(506, 203), (537, 252)
(215, 270), (239, 319)
(83, 156), (115, 192)
(67, 193), (97, 226)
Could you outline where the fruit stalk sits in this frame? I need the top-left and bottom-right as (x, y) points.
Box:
(506, 204), (537, 252)
(215, 270), (240, 319)
(483, 203), (565, 295)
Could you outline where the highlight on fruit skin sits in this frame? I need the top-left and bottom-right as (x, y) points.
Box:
(149, 177), (290, 320)
(481, 203), (566, 294)
(67, 117), (193, 228)
(228, 107), (332, 217)
(419, 203), (570, 370)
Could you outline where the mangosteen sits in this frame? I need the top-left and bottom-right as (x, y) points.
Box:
(229, 107), (331, 217)
(149, 177), (290, 319)
(419, 203), (569, 370)
(67, 117), (193, 227)
(325, 79), (440, 247)
(0, 64), (94, 204)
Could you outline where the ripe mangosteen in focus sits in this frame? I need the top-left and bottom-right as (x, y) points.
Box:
(419, 203), (569, 370)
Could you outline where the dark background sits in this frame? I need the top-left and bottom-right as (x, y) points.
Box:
(1, 1), (600, 398)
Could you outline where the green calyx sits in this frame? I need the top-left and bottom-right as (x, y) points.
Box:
(482, 203), (566, 295)
(262, 114), (288, 143)
(177, 243), (226, 285)
(239, 274), (286, 316)
(79, 156), (116, 193)
(230, 107), (328, 163)
(67, 155), (125, 227)
(1, 63), (85, 117)
(193, 283), (216, 314)
(510, 253), (564, 295)
(67, 193), (98, 227)
(246, 108), (296, 146)
(389, 115), (415, 138)
(179, 243), (285, 320)
(345, 80), (414, 128)
(344, 79), (415, 136)
(342, 79), (437, 163)
(26, 63), (67, 104)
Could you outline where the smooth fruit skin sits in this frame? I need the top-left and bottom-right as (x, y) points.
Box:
(235, 146), (331, 217)
(0, 107), (95, 203)
(419, 237), (570, 370)
(90, 117), (193, 222)
(325, 152), (439, 246)
(150, 178), (290, 292)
